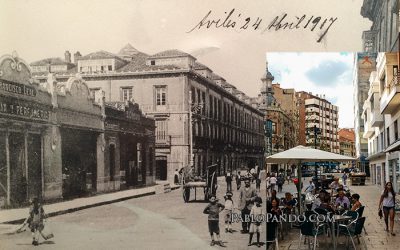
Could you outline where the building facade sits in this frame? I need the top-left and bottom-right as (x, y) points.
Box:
(31, 45), (265, 182)
(361, 0), (399, 52)
(363, 52), (400, 191)
(338, 128), (356, 168)
(353, 52), (377, 174)
(0, 52), (155, 208)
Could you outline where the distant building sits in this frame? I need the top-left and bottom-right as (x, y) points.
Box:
(361, 0), (399, 52)
(353, 52), (377, 175)
(31, 44), (265, 182)
(338, 128), (356, 169)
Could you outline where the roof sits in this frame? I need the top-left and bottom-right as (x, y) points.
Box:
(210, 72), (225, 81)
(193, 62), (211, 71)
(30, 57), (73, 66)
(117, 52), (182, 72)
(80, 50), (126, 61)
(148, 49), (195, 59)
(118, 43), (140, 56)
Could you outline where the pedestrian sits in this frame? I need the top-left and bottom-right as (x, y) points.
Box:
(304, 180), (316, 194)
(236, 171), (241, 190)
(250, 167), (256, 183)
(174, 169), (180, 184)
(223, 192), (234, 233)
(265, 172), (271, 197)
(245, 169), (253, 182)
(248, 197), (263, 247)
(203, 195), (226, 246)
(378, 182), (396, 236)
(255, 175), (261, 192)
(277, 174), (284, 193)
(17, 197), (46, 246)
(254, 164), (260, 179)
(269, 173), (277, 192)
(238, 179), (257, 234)
(225, 171), (232, 192)
(342, 172), (348, 186)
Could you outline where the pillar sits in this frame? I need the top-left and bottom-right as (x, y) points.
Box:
(42, 125), (62, 201)
(96, 133), (106, 192)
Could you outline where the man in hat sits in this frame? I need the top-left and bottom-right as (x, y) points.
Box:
(238, 179), (257, 233)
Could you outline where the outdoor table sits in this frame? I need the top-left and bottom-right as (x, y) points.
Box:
(331, 214), (353, 250)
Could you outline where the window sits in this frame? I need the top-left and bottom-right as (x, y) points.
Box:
(155, 86), (167, 106)
(121, 87), (133, 102)
(387, 127), (390, 146)
(155, 120), (168, 142)
(108, 65), (112, 71)
(395, 120), (399, 141)
(151, 60), (155, 65)
(89, 88), (100, 98)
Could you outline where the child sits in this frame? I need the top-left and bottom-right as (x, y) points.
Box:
(223, 192), (234, 233)
(203, 195), (225, 247)
(249, 197), (263, 247)
(19, 197), (46, 246)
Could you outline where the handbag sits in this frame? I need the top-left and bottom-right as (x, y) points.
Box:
(40, 221), (54, 240)
(378, 209), (383, 219)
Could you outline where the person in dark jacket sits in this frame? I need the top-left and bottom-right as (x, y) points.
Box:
(225, 171), (233, 192)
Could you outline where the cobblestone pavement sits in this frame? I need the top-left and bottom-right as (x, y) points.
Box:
(278, 177), (400, 250)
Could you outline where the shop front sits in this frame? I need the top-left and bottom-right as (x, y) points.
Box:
(0, 53), (52, 208)
(104, 101), (155, 191)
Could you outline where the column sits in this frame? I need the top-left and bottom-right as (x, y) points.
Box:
(96, 133), (106, 192)
(5, 131), (10, 206)
(42, 126), (62, 200)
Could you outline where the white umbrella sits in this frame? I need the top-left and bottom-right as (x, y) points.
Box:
(265, 145), (355, 211)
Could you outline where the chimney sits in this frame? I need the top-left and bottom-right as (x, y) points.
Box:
(74, 51), (82, 64)
(64, 50), (71, 63)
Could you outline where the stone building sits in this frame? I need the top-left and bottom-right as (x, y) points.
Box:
(0, 52), (155, 208)
(361, 0), (399, 52)
(31, 44), (265, 182)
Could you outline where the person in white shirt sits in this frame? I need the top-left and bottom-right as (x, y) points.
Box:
(269, 174), (277, 192)
(304, 180), (315, 194)
(379, 182), (397, 236)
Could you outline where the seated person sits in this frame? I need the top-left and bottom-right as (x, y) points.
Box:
(329, 177), (340, 190)
(282, 192), (296, 214)
(269, 190), (280, 205)
(335, 190), (350, 211)
(319, 194), (335, 213)
(304, 180), (316, 193)
(351, 193), (362, 211)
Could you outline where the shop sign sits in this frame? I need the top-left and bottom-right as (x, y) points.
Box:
(0, 79), (36, 97)
(0, 96), (50, 121)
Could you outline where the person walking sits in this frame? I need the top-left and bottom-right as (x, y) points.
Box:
(379, 182), (396, 236)
(225, 171), (233, 192)
(265, 172), (271, 197)
(342, 172), (348, 186)
(236, 171), (241, 190)
(277, 174), (284, 193)
(203, 195), (226, 246)
(238, 179), (257, 233)
(269, 173), (277, 192)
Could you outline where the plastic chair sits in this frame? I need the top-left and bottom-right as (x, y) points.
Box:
(355, 206), (367, 235)
(297, 210), (325, 250)
(266, 221), (279, 250)
(338, 217), (366, 249)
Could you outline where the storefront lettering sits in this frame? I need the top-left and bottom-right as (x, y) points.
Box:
(0, 79), (36, 97)
(0, 101), (50, 120)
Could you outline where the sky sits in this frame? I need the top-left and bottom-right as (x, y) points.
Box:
(267, 52), (355, 128)
(0, 0), (371, 129)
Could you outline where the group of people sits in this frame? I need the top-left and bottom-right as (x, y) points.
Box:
(204, 178), (264, 247)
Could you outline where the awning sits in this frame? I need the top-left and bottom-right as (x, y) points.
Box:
(385, 140), (400, 153)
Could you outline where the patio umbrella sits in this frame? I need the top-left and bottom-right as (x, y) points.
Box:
(265, 145), (355, 212)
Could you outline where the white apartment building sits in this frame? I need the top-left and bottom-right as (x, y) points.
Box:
(363, 52), (400, 191)
(305, 97), (340, 153)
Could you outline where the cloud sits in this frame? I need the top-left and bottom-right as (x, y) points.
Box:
(305, 60), (349, 86)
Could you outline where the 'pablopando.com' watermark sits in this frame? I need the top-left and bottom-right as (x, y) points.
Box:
(231, 213), (335, 224)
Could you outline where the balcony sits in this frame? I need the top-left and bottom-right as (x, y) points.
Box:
(362, 121), (374, 139)
(370, 108), (384, 127)
(380, 76), (400, 114)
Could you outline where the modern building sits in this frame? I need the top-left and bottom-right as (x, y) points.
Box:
(338, 128), (356, 169)
(0, 52), (156, 208)
(31, 44), (265, 182)
(353, 52), (377, 175)
(363, 52), (400, 190)
(361, 0), (399, 52)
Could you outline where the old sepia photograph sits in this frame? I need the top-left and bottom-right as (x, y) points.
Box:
(0, 0), (399, 249)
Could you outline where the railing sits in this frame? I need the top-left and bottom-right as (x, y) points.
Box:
(388, 75), (399, 90)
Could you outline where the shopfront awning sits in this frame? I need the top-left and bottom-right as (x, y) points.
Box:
(385, 140), (400, 153)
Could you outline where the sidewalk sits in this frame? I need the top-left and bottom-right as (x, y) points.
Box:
(0, 182), (180, 225)
(278, 180), (400, 250)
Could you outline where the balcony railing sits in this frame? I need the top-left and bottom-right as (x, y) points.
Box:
(380, 75), (400, 114)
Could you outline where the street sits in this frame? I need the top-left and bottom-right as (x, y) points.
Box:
(1, 178), (270, 250)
